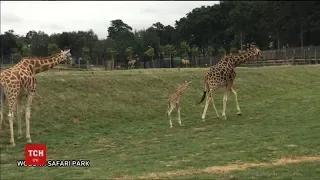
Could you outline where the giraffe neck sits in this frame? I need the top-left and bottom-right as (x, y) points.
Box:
(31, 52), (65, 74)
(232, 50), (257, 67)
(176, 83), (189, 93)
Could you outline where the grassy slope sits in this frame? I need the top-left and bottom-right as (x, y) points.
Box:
(0, 65), (319, 179)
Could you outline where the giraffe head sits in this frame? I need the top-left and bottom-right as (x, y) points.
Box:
(185, 80), (192, 85)
(247, 43), (263, 59)
(61, 49), (74, 64)
(183, 80), (192, 87)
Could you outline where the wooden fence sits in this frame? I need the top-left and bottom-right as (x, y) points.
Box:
(187, 48), (320, 68)
(1, 47), (319, 71)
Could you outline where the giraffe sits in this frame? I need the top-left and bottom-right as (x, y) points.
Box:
(128, 59), (136, 69)
(0, 49), (73, 147)
(166, 80), (192, 128)
(198, 44), (263, 121)
(181, 59), (190, 68)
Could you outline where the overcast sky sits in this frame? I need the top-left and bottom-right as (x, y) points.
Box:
(1, 1), (219, 39)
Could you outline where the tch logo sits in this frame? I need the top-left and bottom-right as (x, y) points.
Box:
(25, 144), (47, 166)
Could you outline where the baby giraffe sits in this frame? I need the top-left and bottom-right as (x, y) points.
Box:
(166, 80), (192, 128)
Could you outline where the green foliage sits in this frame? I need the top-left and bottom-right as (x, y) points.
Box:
(218, 47), (226, 55)
(144, 46), (155, 57)
(163, 44), (175, 56)
(191, 45), (199, 57)
(125, 47), (134, 60)
(207, 45), (215, 56)
(22, 45), (32, 57)
(230, 47), (238, 54)
(1, 2), (320, 64)
(48, 43), (60, 55)
(82, 46), (91, 63)
(107, 19), (133, 40)
(106, 48), (117, 60)
(180, 41), (190, 54)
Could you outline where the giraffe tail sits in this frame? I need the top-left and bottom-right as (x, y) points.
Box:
(0, 84), (4, 105)
(197, 82), (208, 104)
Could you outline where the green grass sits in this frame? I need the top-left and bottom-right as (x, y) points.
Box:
(1, 65), (320, 179)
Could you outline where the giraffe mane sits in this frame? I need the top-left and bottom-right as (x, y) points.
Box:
(24, 51), (62, 60)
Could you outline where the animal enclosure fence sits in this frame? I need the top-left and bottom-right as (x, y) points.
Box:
(1, 47), (319, 71)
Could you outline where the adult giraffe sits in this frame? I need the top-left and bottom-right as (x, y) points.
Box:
(0, 49), (73, 147)
(198, 44), (263, 120)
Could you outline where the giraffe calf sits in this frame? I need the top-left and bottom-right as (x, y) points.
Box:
(166, 80), (192, 128)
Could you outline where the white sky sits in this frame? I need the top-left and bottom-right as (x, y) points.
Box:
(1, 1), (219, 39)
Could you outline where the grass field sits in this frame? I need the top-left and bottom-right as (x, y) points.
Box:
(0, 65), (320, 179)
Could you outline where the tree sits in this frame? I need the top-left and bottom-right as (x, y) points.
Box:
(22, 44), (32, 57)
(125, 47), (134, 68)
(162, 25), (179, 47)
(180, 41), (190, 60)
(82, 46), (90, 68)
(26, 30), (50, 56)
(259, 2), (289, 50)
(227, 2), (256, 51)
(48, 43), (60, 55)
(0, 30), (21, 58)
(163, 44), (175, 68)
(207, 45), (215, 66)
(144, 46), (155, 68)
(152, 22), (165, 45)
(107, 19), (133, 40)
(106, 48), (117, 70)
(191, 45), (200, 67)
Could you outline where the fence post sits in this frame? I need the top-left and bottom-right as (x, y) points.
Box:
(284, 49), (287, 65)
(315, 49), (318, 64)
(262, 51), (266, 66)
(308, 49), (311, 64)
(303, 49), (306, 64)
(273, 51), (276, 65)
(293, 49), (296, 65)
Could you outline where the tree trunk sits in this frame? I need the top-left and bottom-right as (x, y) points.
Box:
(170, 54), (172, 68)
(210, 54), (212, 66)
(240, 32), (244, 51)
(152, 57), (155, 68)
(195, 56), (198, 68)
(111, 55), (114, 70)
(300, 24), (304, 50)
(276, 30), (280, 50)
(86, 60), (89, 69)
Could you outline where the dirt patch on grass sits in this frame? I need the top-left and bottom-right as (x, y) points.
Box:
(135, 156), (320, 179)
(193, 127), (207, 131)
(97, 137), (116, 148)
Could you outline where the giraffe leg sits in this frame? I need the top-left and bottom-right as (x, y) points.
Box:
(176, 103), (182, 126)
(8, 98), (17, 147)
(167, 104), (175, 128)
(25, 92), (34, 143)
(201, 95), (211, 121)
(230, 87), (241, 115)
(210, 95), (220, 119)
(16, 99), (23, 139)
(221, 90), (228, 120)
(0, 93), (4, 134)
